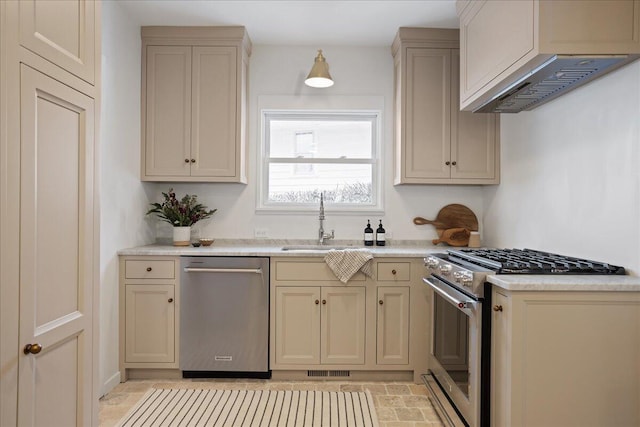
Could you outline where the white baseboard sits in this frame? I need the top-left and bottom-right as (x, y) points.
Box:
(101, 371), (121, 398)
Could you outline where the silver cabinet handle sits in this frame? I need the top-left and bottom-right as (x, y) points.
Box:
(183, 267), (262, 274)
(423, 277), (477, 316)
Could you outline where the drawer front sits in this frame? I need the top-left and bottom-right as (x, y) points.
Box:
(275, 261), (365, 282)
(377, 262), (411, 281)
(125, 260), (175, 279)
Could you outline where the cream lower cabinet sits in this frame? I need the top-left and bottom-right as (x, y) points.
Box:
(376, 287), (410, 365)
(375, 261), (411, 365)
(392, 27), (499, 185)
(119, 257), (180, 378)
(274, 286), (366, 365)
(271, 258), (429, 381)
(124, 285), (175, 364)
(491, 287), (640, 427)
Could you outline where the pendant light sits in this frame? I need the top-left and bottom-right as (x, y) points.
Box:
(305, 49), (334, 88)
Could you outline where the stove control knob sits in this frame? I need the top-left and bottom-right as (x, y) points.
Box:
(453, 271), (473, 287)
(425, 256), (439, 268)
(439, 264), (452, 275)
(461, 272), (473, 287)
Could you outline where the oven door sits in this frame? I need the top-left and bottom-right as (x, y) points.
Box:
(425, 275), (482, 427)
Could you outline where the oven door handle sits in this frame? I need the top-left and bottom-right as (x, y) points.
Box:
(424, 277), (477, 316)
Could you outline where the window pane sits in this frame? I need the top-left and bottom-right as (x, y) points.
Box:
(269, 119), (372, 159)
(268, 164), (373, 204)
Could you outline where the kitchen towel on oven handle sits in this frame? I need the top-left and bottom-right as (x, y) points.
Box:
(324, 249), (373, 283)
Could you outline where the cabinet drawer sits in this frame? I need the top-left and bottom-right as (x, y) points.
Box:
(125, 260), (175, 279)
(275, 261), (365, 282)
(377, 262), (410, 281)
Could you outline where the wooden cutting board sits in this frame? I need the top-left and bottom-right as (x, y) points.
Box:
(432, 228), (471, 246)
(413, 204), (478, 238)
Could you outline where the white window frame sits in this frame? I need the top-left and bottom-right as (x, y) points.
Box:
(258, 109), (382, 214)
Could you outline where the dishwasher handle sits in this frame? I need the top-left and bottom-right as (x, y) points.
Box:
(183, 267), (263, 274)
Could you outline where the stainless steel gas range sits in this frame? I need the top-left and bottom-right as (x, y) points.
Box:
(422, 248), (625, 427)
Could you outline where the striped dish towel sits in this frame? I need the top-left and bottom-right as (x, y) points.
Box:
(324, 249), (373, 283)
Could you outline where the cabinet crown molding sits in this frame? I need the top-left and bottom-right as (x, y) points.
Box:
(392, 27), (459, 55)
(142, 26), (252, 55)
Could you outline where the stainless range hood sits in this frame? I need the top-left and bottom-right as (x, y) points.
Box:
(474, 55), (637, 113)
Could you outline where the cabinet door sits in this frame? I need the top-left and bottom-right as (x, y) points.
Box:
(321, 287), (366, 364)
(451, 50), (498, 182)
(403, 48), (451, 181)
(275, 287), (321, 365)
(144, 45), (192, 177)
(459, 0), (535, 105)
(191, 46), (238, 178)
(491, 291), (510, 427)
(19, 0), (96, 84)
(17, 65), (95, 427)
(376, 287), (410, 365)
(125, 285), (175, 363)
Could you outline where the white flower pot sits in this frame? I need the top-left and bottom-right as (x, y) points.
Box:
(172, 226), (191, 246)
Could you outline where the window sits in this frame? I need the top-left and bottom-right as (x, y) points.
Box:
(260, 111), (381, 212)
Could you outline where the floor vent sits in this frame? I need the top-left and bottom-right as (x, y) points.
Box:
(307, 370), (351, 377)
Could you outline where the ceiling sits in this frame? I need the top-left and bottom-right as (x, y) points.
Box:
(114, 0), (459, 46)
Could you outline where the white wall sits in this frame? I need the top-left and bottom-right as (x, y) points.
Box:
(482, 62), (640, 274)
(100, 1), (154, 396)
(150, 45), (484, 242)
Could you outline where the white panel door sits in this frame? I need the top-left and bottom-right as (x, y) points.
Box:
(191, 46), (237, 177)
(19, 0), (96, 84)
(321, 287), (366, 364)
(18, 64), (94, 427)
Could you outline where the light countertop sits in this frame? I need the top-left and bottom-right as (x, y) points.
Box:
(487, 274), (640, 291)
(117, 239), (442, 258)
(118, 240), (640, 291)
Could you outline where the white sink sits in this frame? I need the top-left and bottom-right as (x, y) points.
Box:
(280, 245), (352, 251)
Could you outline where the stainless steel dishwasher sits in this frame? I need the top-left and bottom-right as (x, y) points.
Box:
(180, 256), (270, 378)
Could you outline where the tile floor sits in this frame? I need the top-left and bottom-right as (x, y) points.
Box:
(99, 379), (444, 427)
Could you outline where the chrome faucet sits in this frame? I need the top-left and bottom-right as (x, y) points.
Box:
(318, 193), (334, 245)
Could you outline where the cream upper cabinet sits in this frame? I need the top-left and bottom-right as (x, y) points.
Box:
(141, 27), (251, 183)
(458, 0), (640, 111)
(491, 287), (640, 427)
(18, 0), (97, 84)
(392, 28), (500, 185)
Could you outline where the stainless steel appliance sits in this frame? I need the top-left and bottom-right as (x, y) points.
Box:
(180, 257), (270, 378)
(423, 248), (625, 427)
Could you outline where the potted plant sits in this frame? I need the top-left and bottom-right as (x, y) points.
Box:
(147, 189), (217, 246)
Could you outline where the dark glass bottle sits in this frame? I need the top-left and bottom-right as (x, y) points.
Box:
(364, 220), (374, 246)
(376, 220), (386, 246)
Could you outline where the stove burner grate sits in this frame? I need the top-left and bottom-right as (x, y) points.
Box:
(448, 248), (625, 275)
